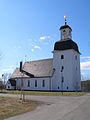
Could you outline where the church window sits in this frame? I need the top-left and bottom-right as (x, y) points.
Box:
(75, 55), (77, 60)
(61, 55), (64, 59)
(67, 86), (69, 90)
(61, 66), (64, 72)
(63, 30), (65, 32)
(42, 80), (45, 87)
(21, 80), (23, 87)
(28, 80), (30, 87)
(35, 80), (37, 87)
(61, 76), (64, 83)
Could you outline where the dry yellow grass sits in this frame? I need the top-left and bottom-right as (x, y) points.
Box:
(0, 97), (36, 120)
(5, 90), (85, 96)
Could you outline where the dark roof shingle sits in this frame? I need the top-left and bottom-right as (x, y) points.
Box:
(54, 39), (80, 54)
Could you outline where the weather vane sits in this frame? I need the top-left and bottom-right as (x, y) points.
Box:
(64, 15), (67, 25)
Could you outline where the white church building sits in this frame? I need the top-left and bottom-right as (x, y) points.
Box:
(6, 21), (81, 91)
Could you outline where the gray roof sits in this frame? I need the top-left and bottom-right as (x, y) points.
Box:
(10, 68), (29, 79)
(11, 58), (53, 79)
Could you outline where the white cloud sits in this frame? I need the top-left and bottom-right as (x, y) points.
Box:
(2, 68), (13, 72)
(40, 36), (46, 40)
(2, 66), (14, 73)
(80, 61), (90, 70)
(40, 35), (51, 41)
(30, 45), (41, 52)
(34, 45), (41, 50)
(47, 36), (51, 39)
(81, 56), (90, 62)
(34, 39), (37, 42)
(31, 49), (34, 52)
(81, 56), (90, 59)
(80, 56), (90, 70)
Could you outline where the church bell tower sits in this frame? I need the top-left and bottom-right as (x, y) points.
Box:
(52, 17), (81, 91)
(60, 16), (72, 40)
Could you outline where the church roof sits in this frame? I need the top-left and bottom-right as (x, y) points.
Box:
(54, 39), (80, 54)
(23, 58), (53, 77)
(10, 58), (53, 79)
(60, 25), (72, 31)
(10, 68), (29, 79)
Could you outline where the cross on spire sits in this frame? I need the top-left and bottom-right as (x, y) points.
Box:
(64, 15), (67, 25)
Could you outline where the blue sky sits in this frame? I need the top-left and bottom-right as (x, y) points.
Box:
(0, 0), (90, 80)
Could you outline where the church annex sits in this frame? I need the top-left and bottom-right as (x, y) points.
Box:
(6, 20), (81, 91)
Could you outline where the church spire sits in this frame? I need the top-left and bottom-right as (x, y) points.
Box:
(60, 17), (72, 40)
(64, 15), (67, 25)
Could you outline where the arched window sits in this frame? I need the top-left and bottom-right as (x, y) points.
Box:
(61, 76), (64, 82)
(42, 80), (45, 87)
(63, 30), (65, 32)
(67, 86), (69, 90)
(28, 80), (30, 87)
(61, 55), (64, 59)
(75, 55), (77, 60)
(61, 66), (64, 72)
(35, 80), (37, 87)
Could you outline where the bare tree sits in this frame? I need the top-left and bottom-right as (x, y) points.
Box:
(0, 78), (4, 91)
(2, 73), (11, 85)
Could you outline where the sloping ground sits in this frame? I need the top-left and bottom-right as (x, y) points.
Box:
(3, 94), (90, 120)
(0, 97), (36, 120)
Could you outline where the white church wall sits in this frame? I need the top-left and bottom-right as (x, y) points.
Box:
(61, 28), (72, 40)
(6, 81), (15, 90)
(71, 50), (81, 91)
(22, 77), (51, 91)
(52, 49), (80, 91)
(16, 78), (22, 90)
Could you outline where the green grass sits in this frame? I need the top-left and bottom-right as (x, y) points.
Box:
(4, 90), (85, 96)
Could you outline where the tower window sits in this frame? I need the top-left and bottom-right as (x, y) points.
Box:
(28, 80), (30, 87)
(42, 80), (45, 87)
(61, 55), (64, 59)
(61, 76), (64, 82)
(75, 55), (77, 60)
(35, 80), (37, 87)
(61, 66), (64, 72)
(63, 30), (65, 32)
(62, 66), (64, 70)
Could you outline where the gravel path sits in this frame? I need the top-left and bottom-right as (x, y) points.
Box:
(0, 93), (90, 120)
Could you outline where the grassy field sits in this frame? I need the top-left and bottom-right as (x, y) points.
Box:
(4, 90), (85, 96)
(0, 97), (36, 120)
